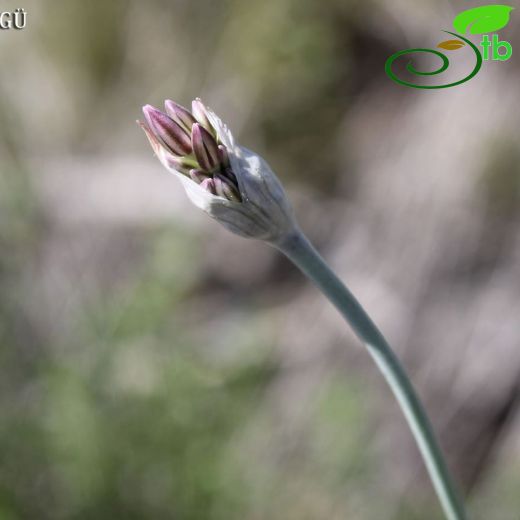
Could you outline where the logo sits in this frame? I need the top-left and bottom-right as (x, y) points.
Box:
(0, 8), (27, 30)
(385, 5), (514, 89)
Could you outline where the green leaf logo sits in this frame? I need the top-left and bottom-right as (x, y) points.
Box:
(453, 5), (514, 35)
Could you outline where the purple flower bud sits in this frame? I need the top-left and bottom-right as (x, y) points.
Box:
(164, 100), (197, 134)
(189, 168), (210, 184)
(213, 176), (225, 197)
(140, 98), (297, 240)
(200, 177), (217, 195)
(137, 120), (162, 156)
(217, 145), (231, 169)
(213, 174), (242, 202)
(191, 123), (220, 172)
(163, 155), (197, 175)
(223, 184), (240, 202)
(143, 105), (192, 156)
(191, 98), (216, 135)
(215, 168), (238, 190)
(214, 175), (240, 202)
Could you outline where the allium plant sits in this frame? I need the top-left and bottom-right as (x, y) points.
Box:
(140, 99), (294, 242)
(138, 99), (467, 520)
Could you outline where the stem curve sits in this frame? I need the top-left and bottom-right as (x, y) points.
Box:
(274, 229), (467, 520)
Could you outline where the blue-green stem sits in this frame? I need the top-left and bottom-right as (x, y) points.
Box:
(274, 229), (467, 520)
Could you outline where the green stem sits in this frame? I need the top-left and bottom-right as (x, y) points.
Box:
(274, 229), (467, 520)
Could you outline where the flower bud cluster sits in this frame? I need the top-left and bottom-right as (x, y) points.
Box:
(141, 99), (240, 202)
(139, 98), (296, 243)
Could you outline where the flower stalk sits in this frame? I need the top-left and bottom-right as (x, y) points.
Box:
(274, 229), (467, 520)
(139, 97), (467, 520)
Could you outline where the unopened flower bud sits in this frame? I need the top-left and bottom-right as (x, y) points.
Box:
(214, 174), (240, 202)
(189, 168), (210, 184)
(163, 155), (196, 176)
(164, 100), (197, 134)
(191, 98), (215, 135)
(140, 98), (297, 243)
(200, 177), (217, 195)
(143, 105), (192, 156)
(218, 145), (231, 169)
(191, 123), (219, 172)
(218, 168), (239, 190)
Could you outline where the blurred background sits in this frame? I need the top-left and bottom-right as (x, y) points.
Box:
(1, 0), (519, 518)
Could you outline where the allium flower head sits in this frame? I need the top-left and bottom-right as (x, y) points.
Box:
(139, 98), (296, 243)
